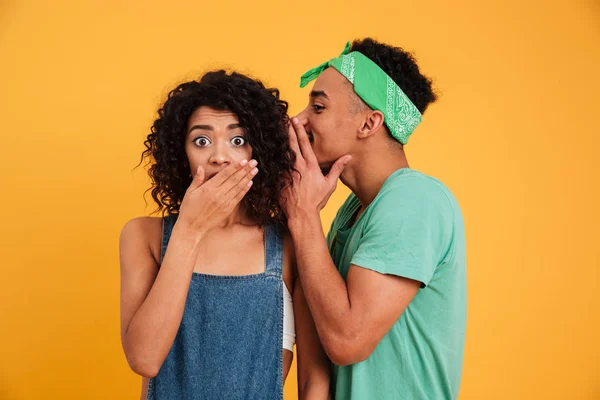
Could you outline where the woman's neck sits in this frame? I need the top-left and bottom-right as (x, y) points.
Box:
(218, 203), (256, 228)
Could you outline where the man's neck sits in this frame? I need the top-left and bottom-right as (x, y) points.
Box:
(340, 140), (409, 207)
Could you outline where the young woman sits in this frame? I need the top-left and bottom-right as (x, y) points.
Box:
(119, 70), (330, 399)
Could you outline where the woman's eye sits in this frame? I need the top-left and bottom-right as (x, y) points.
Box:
(194, 137), (211, 147)
(231, 136), (246, 147)
(312, 104), (324, 113)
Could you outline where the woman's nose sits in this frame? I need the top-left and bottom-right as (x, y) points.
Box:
(209, 143), (230, 166)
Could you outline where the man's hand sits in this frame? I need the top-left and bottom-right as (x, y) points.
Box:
(280, 117), (352, 222)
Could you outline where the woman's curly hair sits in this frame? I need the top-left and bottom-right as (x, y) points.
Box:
(141, 70), (295, 226)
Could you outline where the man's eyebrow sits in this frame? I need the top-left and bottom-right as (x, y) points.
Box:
(310, 90), (329, 100)
(227, 123), (242, 130)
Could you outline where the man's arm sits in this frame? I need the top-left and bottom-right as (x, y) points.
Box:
(289, 213), (420, 366)
(294, 277), (332, 398)
(281, 118), (421, 366)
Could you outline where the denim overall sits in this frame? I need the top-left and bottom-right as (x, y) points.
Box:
(147, 215), (284, 400)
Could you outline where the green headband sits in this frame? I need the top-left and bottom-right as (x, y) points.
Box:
(300, 42), (422, 145)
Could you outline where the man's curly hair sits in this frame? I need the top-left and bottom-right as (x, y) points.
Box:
(350, 38), (437, 114)
(141, 70), (294, 226)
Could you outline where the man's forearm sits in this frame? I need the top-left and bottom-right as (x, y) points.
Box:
(288, 212), (352, 349)
(300, 380), (331, 400)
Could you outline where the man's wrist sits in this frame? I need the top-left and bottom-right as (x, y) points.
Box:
(287, 210), (321, 237)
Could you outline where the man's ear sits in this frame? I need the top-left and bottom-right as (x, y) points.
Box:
(358, 110), (385, 139)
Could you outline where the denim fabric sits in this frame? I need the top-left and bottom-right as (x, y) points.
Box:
(147, 215), (283, 400)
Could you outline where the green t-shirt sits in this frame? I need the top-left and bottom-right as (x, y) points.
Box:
(327, 168), (466, 400)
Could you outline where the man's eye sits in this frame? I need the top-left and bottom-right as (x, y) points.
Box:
(312, 104), (324, 112)
(194, 137), (211, 147)
(231, 136), (246, 147)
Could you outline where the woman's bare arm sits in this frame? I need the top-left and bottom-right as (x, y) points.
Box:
(120, 217), (204, 377)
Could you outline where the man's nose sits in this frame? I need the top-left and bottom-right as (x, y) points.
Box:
(293, 112), (312, 137)
(294, 110), (310, 127)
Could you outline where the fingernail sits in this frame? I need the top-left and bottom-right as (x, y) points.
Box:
(249, 159), (258, 168)
(241, 159), (248, 166)
(251, 168), (259, 175)
(247, 180), (253, 187)
(292, 117), (299, 124)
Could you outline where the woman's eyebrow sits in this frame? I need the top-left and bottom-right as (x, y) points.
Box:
(188, 125), (213, 134)
(188, 123), (242, 134)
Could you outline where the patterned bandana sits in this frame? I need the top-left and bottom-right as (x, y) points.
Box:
(300, 42), (422, 144)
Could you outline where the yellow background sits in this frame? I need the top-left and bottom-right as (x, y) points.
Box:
(1, 0), (598, 399)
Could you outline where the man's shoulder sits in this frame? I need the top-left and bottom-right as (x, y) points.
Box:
(373, 169), (442, 205)
(386, 169), (451, 194)
(376, 169), (458, 211)
(353, 170), (460, 235)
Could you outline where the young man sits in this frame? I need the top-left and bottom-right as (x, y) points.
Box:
(281, 38), (466, 399)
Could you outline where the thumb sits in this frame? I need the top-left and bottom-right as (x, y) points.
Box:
(190, 165), (206, 190)
(326, 155), (352, 184)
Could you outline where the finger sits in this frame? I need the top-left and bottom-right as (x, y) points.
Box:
(219, 159), (258, 191)
(209, 159), (249, 187)
(189, 165), (206, 191)
(288, 122), (303, 163)
(292, 117), (317, 165)
(228, 179), (253, 209)
(225, 163), (258, 197)
(325, 155), (352, 185)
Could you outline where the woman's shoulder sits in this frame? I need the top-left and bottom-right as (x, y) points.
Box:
(121, 216), (163, 239)
(120, 216), (163, 265)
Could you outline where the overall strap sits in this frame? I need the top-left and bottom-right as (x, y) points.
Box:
(160, 214), (178, 264)
(264, 223), (283, 276)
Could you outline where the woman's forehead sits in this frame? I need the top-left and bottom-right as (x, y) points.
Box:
(189, 107), (239, 123)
